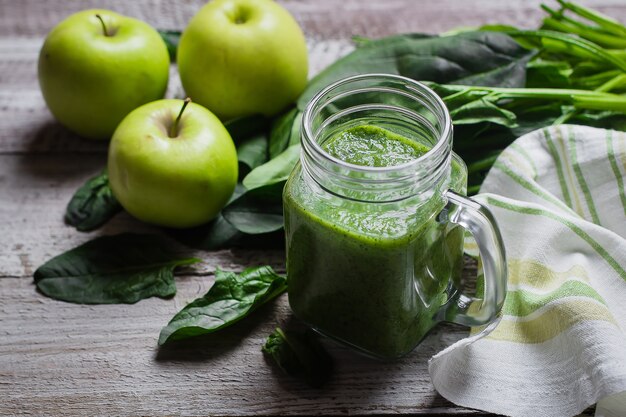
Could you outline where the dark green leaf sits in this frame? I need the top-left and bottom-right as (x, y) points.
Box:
(298, 31), (536, 110)
(168, 214), (285, 250)
(168, 184), (285, 250)
(65, 170), (122, 232)
(262, 327), (334, 388)
(526, 59), (573, 88)
(289, 112), (303, 148)
(158, 266), (287, 345)
(169, 213), (242, 251)
(570, 110), (626, 131)
(237, 134), (269, 178)
(225, 115), (271, 143)
(167, 184), (245, 250)
(222, 182), (285, 234)
(453, 100), (626, 191)
(157, 30), (181, 62)
(450, 98), (518, 128)
(479, 25), (540, 50)
(242, 144), (300, 191)
(34, 233), (199, 304)
(224, 115), (272, 180)
(269, 108), (299, 158)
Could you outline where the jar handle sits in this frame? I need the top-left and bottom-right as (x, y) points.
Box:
(442, 190), (507, 326)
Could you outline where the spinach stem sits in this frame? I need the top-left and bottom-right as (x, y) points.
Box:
(572, 95), (626, 112)
(553, 74), (626, 125)
(468, 154), (500, 174)
(609, 49), (626, 63)
(504, 29), (626, 71)
(440, 84), (626, 103)
(573, 69), (622, 88)
(557, 0), (626, 36)
(597, 73), (626, 92)
(541, 16), (626, 49)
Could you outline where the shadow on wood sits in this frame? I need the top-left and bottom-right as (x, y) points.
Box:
(25, 120), (107, 154)
(15, 121), (107, 181)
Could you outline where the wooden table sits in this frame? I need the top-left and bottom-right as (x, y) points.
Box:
(2, 1), (625, 415)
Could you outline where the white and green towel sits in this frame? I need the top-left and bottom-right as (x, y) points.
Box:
(429, 125), (626, 417)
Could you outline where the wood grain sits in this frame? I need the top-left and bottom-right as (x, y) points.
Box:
(0, 0), (619, 415)
(0, 277), (479, 416)
(0, 154), (288, 278)
(0, 37), (353, 154)
(1, 0), (626, 39)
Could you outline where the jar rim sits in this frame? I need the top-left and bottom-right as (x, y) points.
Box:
(301, 73), (453, 174)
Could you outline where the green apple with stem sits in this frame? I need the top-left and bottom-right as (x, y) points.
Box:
(38, 9), (170, 140)
(108, 98), (238, 228)
(177, 0), (308, 120)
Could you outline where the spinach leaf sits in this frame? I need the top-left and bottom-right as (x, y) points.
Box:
(298, 31), (536, 110)
(262, 327), (334, 388)
(167, 184), (245, 250)
(168, 214), (285, 250)
(430, 78), (626, 192)
(269, 108), (301, 158)
(169, 212), (242, 251)
(237, 134), (269, 178)
(225, 114), (271, 142)
(289, 113), (303, 148)
(526, 59), (573, 88)
(65, 170), (122, 232)
(225, 115), (272, 179)
(34, 233), (199, 304)
(242, 144), (301, 191)
(157, 30), (181, 62)
(449, 98), (518, 128)
(222, 182), (285, 234)
(168, 184), (285, 250)
(158, 266), (287, 345)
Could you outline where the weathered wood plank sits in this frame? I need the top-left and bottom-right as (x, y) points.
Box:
(1, 0), (618, 415)
(0, 154), (285, 278)
(0, 271), (480, 416)
(1, 0), (625, 38)
(0, 151), (485, 415)
(1, 0), (626, 154)
(0, 37), (353, 154)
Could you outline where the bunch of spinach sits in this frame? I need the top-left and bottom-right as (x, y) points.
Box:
(69, 1), (626, 237)
(452, 1), (626, 190)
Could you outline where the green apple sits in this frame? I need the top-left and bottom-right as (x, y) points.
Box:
(177, 0), (308, 120)
(108, 99), (238, 228)
(38, 9), (170, 140)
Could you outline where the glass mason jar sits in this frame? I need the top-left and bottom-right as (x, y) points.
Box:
(283, 74), (507, 360)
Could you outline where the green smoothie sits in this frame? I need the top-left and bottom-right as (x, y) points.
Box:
(284, 124), (467, 359)
(323, 125), (427, 167)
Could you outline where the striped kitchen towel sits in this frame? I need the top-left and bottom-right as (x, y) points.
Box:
(429, 125), (626, 417)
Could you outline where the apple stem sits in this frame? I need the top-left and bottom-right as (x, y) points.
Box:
(95, 14), (110, 37)
(170, 98), (192, 138)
